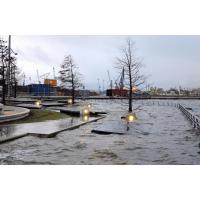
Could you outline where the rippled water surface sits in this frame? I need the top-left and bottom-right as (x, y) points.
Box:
(1, 99), (200, 165)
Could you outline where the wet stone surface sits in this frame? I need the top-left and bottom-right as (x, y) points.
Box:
(16, 104), (42, 109)
(41, 102), (66, 107)
(0, 116), (100, 143)
(0, 100), (200, 164)
(0, 106), (30, 123)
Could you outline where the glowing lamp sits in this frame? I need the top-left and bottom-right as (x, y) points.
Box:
(126, 112), (137, 123)
(35, 100), (41, 107)
(82, 107), (89, 115)
(87, 104), (92, 110)
(68, 99), (72, 104)
(132, 86), (137, 92)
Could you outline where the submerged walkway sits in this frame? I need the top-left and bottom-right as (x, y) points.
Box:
(0, 116), (105, 144)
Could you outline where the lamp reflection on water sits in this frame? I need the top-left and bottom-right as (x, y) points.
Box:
(81, 114), (89, 122)
(81, 107), (90, 122)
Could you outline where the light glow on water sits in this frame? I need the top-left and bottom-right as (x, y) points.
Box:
(1, 99), (200, 164)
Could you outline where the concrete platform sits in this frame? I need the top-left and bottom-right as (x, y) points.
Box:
(6, 98), (36, 103)
(60, 108), (107, 117)
(91, 129), (125, 135)
(41, 99), (55, 101)
(58, 100), (70, 103)
(60, 108), (80, 116)
(91, 120), (136, 135)
(41, 102), (66, 107)
(16, 104), (42, 109)
(0, 106), (30, 123)
(0, 116), (105, 144)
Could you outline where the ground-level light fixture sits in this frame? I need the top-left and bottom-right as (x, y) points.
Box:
(81, 106), (90, 122)
(87, 103), (92, 110)
(126, 112), (137, 123)
(35, 100), (41, 107)
(82, 107), (90, 115)
(67, 99), (72, 104)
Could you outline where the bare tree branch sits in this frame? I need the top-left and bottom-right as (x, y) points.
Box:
(115, 38), (147, 112)
(58, 54), (82, 104)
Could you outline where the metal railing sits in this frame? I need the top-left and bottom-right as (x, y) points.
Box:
(134, 101), (178, 107)
(177, 104), (200, 131)
(133, 101), (200, 132)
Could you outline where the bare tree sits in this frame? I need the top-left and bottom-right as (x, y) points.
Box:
(59, 55), (82, 104)
(0, 37), (19, 102)
(0, 38), (7, 104)
(115, 39), (146, 112)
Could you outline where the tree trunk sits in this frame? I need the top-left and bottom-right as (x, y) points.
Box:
(128, 64), (132, 112)
(2, 80), (5, 104)
(71, 66), (75, 104)
(14, 81), (17, 98)
(72, 87), (75, 104)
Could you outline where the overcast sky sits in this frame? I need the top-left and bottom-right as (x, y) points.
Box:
(5, 35), (200, 90)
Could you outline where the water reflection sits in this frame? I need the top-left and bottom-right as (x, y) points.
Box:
(0, 99), (200, 164)
(81, 115), (89, 122)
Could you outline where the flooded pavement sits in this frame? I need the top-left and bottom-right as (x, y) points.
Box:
(0, 99), (200, 165)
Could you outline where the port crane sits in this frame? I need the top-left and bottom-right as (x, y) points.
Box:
(52, 67), (59, 79)
(22, 72), (26, 86)
(40, 72), (50, 81)
(97, 78), (101, 93)
(107, 70), (113, 90)
(36, 69), (41, 84)
(114, 67), (125, 89)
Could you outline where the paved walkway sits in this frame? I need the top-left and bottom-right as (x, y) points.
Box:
(0, 116), (105, 144)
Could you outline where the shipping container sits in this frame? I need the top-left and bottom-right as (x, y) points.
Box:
(28, 84), (56, 96)
(44, 79), (57, 87)
(106, 89), (128, 97)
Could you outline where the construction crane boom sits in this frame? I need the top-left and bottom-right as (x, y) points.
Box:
(40, 72), (50, 79)
(36, 69), (41, 84)
(119, 67), (125, 89)
(97, 78), (101, 93)
(107, 70), (112, 89)
(53, 67), (56, 79)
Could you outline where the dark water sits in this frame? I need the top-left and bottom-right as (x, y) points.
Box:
(0, 99), (200, 165)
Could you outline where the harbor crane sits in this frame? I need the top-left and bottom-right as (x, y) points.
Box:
(97, 78), (101, 93)
(36, 69), (41, 84)
(52, 67), (58, 79)
(112, 67), (125, 89)
(107, 70), (113, 90)
(22, 72), (26, 86)
(40, 72), (50, 81)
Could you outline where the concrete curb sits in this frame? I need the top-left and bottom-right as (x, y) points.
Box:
(0, 106), (30, 123)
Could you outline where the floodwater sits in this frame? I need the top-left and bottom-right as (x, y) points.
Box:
(0, 99), (200, 165)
